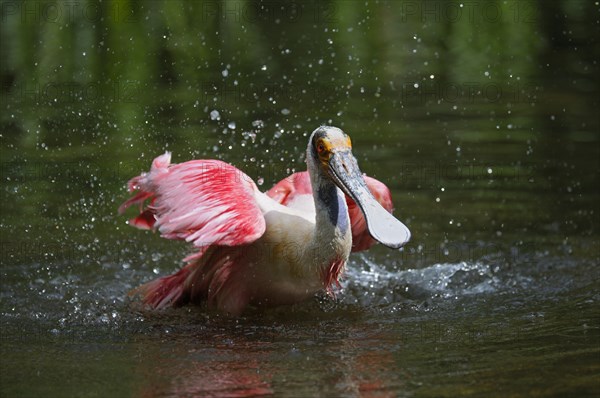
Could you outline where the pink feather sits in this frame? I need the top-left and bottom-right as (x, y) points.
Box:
(119, 152), (266, 248)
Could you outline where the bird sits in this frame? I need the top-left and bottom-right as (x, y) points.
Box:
(119, 126), (411, 315)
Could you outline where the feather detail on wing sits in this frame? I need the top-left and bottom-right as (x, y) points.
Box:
(119, 152), (266, 249)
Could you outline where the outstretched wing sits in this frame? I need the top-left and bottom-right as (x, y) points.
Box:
(266, 171), (394, 252)
(119, 152), (266, 250)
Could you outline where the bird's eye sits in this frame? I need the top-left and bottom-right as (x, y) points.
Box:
(317, 142), (325, 153)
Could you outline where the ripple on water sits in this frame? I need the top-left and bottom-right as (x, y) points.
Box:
(1, 250), (594, 335)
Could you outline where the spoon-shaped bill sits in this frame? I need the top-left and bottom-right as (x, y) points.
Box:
(329, 151), (411, 249)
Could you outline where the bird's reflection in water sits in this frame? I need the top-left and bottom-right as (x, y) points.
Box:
(134, 335), (274, 397)
(131, 318), (401, 397)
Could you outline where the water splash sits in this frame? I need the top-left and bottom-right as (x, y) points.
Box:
(340, 255), (504, 309)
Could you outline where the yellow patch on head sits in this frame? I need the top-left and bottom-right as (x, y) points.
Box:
(329, 135), (352, 150)
(317, 135), (351, 155)
(314, 130), (352, 166)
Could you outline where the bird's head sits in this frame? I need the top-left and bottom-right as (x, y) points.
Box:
(307, 126), (411, 249)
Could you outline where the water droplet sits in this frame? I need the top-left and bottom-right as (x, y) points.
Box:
(210, 110), (221, 121)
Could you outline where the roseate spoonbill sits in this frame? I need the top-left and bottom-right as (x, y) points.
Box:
(119, 126), (410, 314)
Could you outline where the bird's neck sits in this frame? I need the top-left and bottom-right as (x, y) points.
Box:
(315, 182), (348, 234)
(308, 166), (350, 244)
(306, 170), (351, 291)
(302, 151), (352, 290)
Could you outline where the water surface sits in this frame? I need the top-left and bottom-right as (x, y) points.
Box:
(1, 1), (599, 396)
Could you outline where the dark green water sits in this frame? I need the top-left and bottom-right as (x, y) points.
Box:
(1, 1), (599, 396)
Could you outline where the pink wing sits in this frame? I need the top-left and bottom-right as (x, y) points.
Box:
(266, 171), (312, 204)
(266, 171), (394, 252)
(119, 152), (266, 252)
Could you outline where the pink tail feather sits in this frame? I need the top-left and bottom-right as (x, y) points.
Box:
(130, 265), (192, 309)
